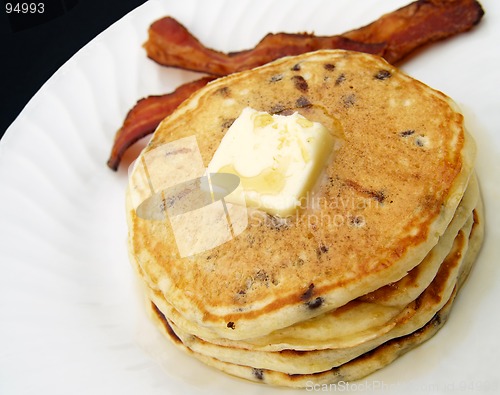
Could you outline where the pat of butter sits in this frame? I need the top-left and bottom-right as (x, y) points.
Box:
(207, 107), (336, 216)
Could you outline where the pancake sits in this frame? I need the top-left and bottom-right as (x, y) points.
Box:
(152, 291), (456, 388)
(127, 50), (476, 341)
(146, 202), (484, 386)
(151, 210), (474, 374)
(134, 174), (478, 352)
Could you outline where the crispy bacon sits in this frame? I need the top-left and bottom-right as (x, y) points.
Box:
(107, 76), (216, 171)
(143, 18), (386, 76)
(144, 0), (483, 73)
(107, 0), (484, 170)
(344, 0), (484, 64)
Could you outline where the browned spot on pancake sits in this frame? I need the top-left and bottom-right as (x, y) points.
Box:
(323, 63), (335, 71)
(344, 179), (386, 203)
(420, 194), (441, 212)
(413, 294), (423, 311)
(291, 75), (308, 92)
(342, 93), (356, 107)
(424, 230), (466, 305)
(270, 103), (286, 114)
(151, 302), (182, 344)
(221, 118), (235, 131)
(216, 86), (230, 97)
(360, 258), (422, 303)
(227, 321), (236, 329)
(291, 63), (301, 71)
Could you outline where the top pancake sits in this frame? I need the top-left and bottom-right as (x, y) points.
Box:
(127, 50), (476, 340)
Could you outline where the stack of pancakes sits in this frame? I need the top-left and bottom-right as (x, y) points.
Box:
(126, 50), (484, 387)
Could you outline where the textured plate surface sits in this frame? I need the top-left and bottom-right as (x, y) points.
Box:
(1, 0), (499, 394)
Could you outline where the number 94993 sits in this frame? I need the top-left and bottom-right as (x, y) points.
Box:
(6, 2), (45, 14)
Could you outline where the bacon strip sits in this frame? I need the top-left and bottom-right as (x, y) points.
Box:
(108, 0), (484, 170)
(144, 0), (483, 74)
(344, 0), (484, 64)
(107, 76), (216, 171)
(143, 18), (386, 76)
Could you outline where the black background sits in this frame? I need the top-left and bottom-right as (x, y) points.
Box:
(0, 0), (148, 139)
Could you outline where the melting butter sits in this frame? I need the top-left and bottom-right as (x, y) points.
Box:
(218, 164), (287, 195)
(207, 107), (338, 216)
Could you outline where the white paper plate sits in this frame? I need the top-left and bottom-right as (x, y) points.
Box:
(1, 1), (499, 394)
